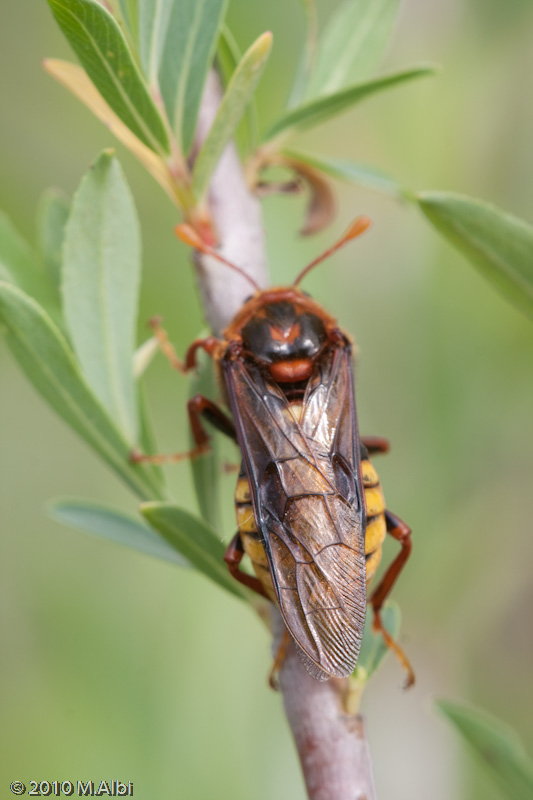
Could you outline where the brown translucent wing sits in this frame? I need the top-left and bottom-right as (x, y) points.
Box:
(223, 343), (366, 680)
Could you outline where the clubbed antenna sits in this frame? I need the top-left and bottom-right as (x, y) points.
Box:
(175, 224), (261, 291)
(292, 216), (372, 287)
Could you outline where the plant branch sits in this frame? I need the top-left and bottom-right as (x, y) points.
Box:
(272, 609), (377, 800)
(191, 71), (268, 336)
(190, 71), (376, 800)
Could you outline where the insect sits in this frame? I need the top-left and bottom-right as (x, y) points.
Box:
(132, 218), (414, 685)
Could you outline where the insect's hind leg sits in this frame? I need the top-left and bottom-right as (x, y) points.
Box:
(269, 628), (292, 691)
(369, 509), (415, 687)
(361, 436), (390, 455)
(130, 395), (236, 465)
(223, 533), (290, 690)
(224, 532), (269, 599)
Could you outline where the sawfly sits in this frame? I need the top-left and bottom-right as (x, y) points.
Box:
(132, 218), (414, 685)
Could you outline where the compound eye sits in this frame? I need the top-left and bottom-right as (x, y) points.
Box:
(243, 294), (254, 303)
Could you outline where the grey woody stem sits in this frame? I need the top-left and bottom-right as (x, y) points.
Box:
(191, 71), (377, 800)
(191, 71), (269, 336)
(271, 609), (377, 800)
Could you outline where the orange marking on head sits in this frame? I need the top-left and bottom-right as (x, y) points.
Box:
(269, 358), (313, 383)
(269, 322), (301, 343)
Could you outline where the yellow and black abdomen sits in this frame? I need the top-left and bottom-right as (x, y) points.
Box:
(361, 456), (387, 583)
(234, 452), (387, 601)
(234, 468), (278, 602)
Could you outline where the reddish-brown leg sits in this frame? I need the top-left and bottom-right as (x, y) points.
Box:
(224, 532), (269, 599)
(222, 461), (240, 474)
(187, 394), (236, 444)
(184, 336), (222, 370)
(369, 509), (415, 687)
(361, 435), (390, 455)
(269, 628), (292, 691)
(148, 315), (221, 373)
(130, 395), (236, 465)
(130, 442), (208, 465)
(224, 532), (291, 690)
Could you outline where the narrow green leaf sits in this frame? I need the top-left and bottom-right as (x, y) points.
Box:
(354, 600), (401, 680)
(48, 499), (187, 565)
(216, 24), (239, 83)
(118, 0), (139, 36)
(133, 337), (165, 489)
(62, 151), (141, 443)
(158, 0), (228, 153)
(188, 348), (221, 531)
(36, 188), (70, 290)
(193, 32), (272, 200)
(437, 701), (533, 800)
(418, 192), (533, 319)
(138, 0), (172, 86)
(140, 502), (249, 600)
(285, 150), (409, 199)
(0, 282), (162, 501)
(306, 0), (400, 98)
(265, 65), (436, 142)
(217, 25), (259, 154)
(47, 0), (170, 154)
(0, 211), (61, 325)
(286, 0), (318, 108)
(137, 381), (166, 489)
(108, 0), (138, 37)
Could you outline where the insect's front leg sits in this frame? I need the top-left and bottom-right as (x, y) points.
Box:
(131, 318), (229, 465)
(369, 510), (415, 687)
(148, 315), (222, 373)
(130, 396), (235, 465)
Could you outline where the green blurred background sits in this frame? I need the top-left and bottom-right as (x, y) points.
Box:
(1, 1), (533, 798)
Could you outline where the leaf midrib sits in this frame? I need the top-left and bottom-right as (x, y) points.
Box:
(52, 0), (165, 154)
(95, 182), (134, 439)
(266, 65), (432, 140)
(147, 0), (167, 83)
(173, 0), (206, 146)
(143, 505), (243, 595)
(319, 0), (388, 93)
(443, 214), (533, 297)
